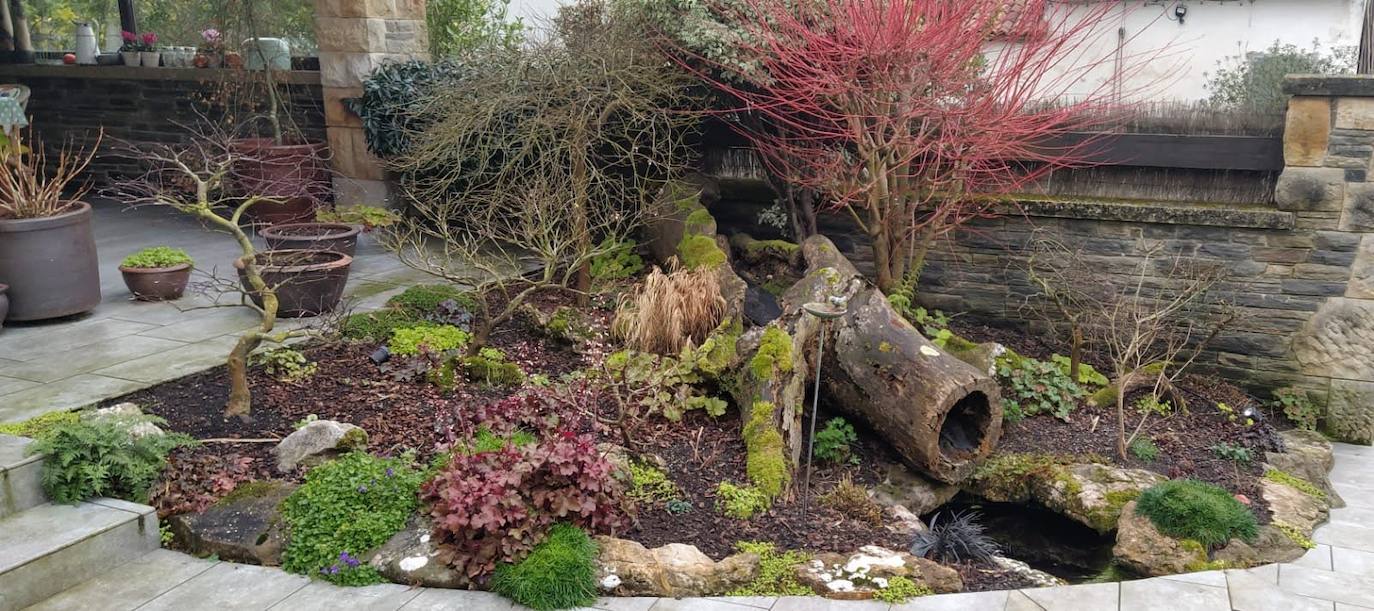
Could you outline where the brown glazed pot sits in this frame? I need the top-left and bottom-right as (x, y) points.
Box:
(0, 283), (8, 329)
(260, 222), (361, 258)
(235, 249), (352, 318)
(230, 138), (331, 225)
(120, 263), (193, 301)
(0, 201), (101, 321)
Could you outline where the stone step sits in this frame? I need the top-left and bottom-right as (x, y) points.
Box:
(0, 498), (159, 611)
(0, 435), (44, 519)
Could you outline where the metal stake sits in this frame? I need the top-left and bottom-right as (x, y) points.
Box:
(801, 319), (825, 519)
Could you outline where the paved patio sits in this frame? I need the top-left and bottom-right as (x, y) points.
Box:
(0, 201), (434, 424)
(23, 443), (1374, 609)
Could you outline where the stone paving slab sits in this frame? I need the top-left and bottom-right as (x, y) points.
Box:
(1280, 563), (1374, 608)
(92, 335), (239, 383)
(586, 597), (661, 611)
(398, 589), (516, 610)
(1021, 582), (1119, 610)
(0, 374), (149, 424)
(0, 376), (38, 397)
(890, 590), (1008, 610)
(134, 562), (310, 610)
(24, 549), (218, 611)
(1226, 568), (1332, 611)
(1, 335), (186, 383)
(265, 581), (422, 610)
(2, 318), (157, 362)
(1119, 577), (1229, 611)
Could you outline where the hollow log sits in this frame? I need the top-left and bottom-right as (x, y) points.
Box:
(778, 235), (1003, 484)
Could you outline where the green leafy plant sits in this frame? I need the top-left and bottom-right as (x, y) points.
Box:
(280, 452), (425, 585)
(341, 309), (424, 342)
(716, 481), (770, 519)
(1135, 479), (1258, 547)
(458, 347), (525, 386)
(120, 246), (193, 269)
(1265, 469), (1327, 501)
(813, 418), (858, 464)
(589, 238), (644, 283)
(1215, 402), (1256, 427)
(1136, 395), (1174, 417)
(1051, 354), (1109, 388)
(1274, 521), (1316, 550)
(727, 541), (812, 596)
(1209, 442), (1252, 463)
(665, 499), (693, 514)
(388, 324), (471, 357)
(872, 575), (933, 603)
(1207, 39), (1354, 114)
(426, 0), (522, 58)
(996, 355), (1083, 422)
(628, 461), (681, 505)
(254, 347), (318, 382)
(491, 523), (599, 611)
(601, 349), (728, 421)
(1272, 388), (1320, 432)
(293, 414), (319, 430)
(350, 60), (473, 159)
(0, 410), (79, 440)
(387, 284), (478, 317)
(31, 414), (194, 504)
(1129, 436), (1160, 462)
(316, 205), (401, 230)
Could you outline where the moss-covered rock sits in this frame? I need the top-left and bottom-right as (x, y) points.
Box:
(749, 326), (794, 380)
(966, 454), (1166, 533)
(678, 234), (728, 270)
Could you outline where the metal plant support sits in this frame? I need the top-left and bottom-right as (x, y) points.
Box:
(800, 297), (847, 519)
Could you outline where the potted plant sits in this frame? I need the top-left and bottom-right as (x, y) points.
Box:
(138, 32), (160, 68)
(119, 246), (194, 301)
(119, 30), (139, 66)
(196, 28), (224, 68)
(234, 249), (353, 318)
(315, 204), (401, 232)
(0, 132), (102, 321)
(260, 222), (362, 257)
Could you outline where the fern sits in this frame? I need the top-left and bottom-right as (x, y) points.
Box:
(30, 414), (194, 504)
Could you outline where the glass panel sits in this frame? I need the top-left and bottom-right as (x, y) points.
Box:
(21, 0), (117, 54)
(132, 0), (316, 57)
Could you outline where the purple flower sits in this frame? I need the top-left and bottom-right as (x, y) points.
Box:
(385, 468), (394, 478)
(321, 565), (340, 575)
(357, 484), (368, 493)
(340, 551), (360, 568)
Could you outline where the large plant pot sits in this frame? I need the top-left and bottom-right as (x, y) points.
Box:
(0, 202), (101, 321)
(230, 139), (331, 225)
(235, 249), (352, 318)
(0, 284), (8, 329)
(260, 222), (361, 258)
(120, 263), (192, 301)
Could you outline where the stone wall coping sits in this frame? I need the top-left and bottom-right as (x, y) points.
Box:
(1283, 74), (1374, 97)
(1002, 198), (1296, 230)
(0, 64), (321, 86)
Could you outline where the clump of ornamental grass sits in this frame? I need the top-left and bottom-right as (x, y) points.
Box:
(614, 263), (725, 356)
(491, 524), (600, 610)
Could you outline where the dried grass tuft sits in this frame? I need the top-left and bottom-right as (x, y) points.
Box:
(614, 261), (726, 355)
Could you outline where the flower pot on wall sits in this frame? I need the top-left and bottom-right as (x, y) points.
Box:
(120, 263), (192, 301)
(234, 249), (352, 318)
(260, 222), (361, 258)
(140, 51), (160, 67)
(121, 50), (140, 66)
(0, 201), (101, 321)
(229, 139), (331, 225)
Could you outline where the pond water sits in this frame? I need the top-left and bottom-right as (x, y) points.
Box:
(925, 497), (1116, 583)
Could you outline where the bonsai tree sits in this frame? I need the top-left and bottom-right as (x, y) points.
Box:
(112, 135), (316, 418)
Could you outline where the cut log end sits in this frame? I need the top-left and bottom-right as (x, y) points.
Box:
(933, 383), (1003, 483)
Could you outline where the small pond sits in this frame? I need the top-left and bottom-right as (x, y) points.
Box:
(926, 496), (1116, 583)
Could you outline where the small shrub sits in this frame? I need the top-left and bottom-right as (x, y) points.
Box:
(1129, 436), (1160, 462)
(254, 347), (318, 382)
(628, 461), (681, 505)
(281, 452), (425, 585)
(460, 347), (525, 386)
(600, 349), (729, 421)
(727, 542), (812, 596)
(1210, 442), (1253, 463)
(821, 476), (882, 526)
(388, 324), (470, 357)
(996, 355), (1083, 422)
(341, 309), (422, 342)
(1264, 469), (1327, 501)
(589, 238), (644, 283)
(909, 510), (1000, 564)
(316, 205), (400, 229)
(1272, 387), (1320, 432)
(120, 246), (193, 269)
(813, 418), (858, 464)
(872, 575), (933, 603)
(0, 410), (80, 440)
(716, 481), (770, 519)
(387, 284), (477, 316)
(1134, 479), (1258, 547)
(32, 414), (193, 504)
(423, 428), (629, 578)
(491, 524), (599, 611)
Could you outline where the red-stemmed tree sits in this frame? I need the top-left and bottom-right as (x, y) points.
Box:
(666, 0), (1156, 291)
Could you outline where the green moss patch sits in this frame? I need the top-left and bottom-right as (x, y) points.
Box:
(743, 402), (790, 499)
(677, 234), (727, 270)
(341, 309), (423, 342)
(749, 326), (793, 380)
(1135, 479), (1258, 548)
(0, 411), (79, 440)
(386, 284), (476, 315)
(716, 481), (771, 519)
(727, 541), (812, 596)
(491, 524), (599, 611)
(1264, 469), (1327, 501)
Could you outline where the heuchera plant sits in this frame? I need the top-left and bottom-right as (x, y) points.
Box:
(422, 386), (629, 578)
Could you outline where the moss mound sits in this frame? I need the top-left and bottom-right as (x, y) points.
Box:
(491, 524), (599, 611)
(1135, 479), (1258, 548)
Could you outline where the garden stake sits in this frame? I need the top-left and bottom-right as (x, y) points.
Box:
(801, 298), (847, 520)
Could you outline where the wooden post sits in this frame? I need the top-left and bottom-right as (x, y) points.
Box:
(118, 0), (136, 34)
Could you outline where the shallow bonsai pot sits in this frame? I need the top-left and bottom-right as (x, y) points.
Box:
(229, 138), (331, 225)
(0, 201), (101, 321)
(235, 249), (352, 318)
(0, 283), (8, 329)
(120, 263), (192, 301)
(260, 222), (361, 258)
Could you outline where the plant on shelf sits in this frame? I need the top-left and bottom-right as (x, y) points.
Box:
(1134, 479), (1258, 548)
(197, 28), (225, 67)
(119, 30), (139, 65)
(0, 129), (104, 321)
(31, 413), (194, 504)
(119, 246), (195, 302)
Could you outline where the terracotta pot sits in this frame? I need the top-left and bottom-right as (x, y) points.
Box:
(235, 249), (352, 318)
(260, 222), (361, 258)
(229, 138), (331, 225)
(0, 201), (101, 321)
(0, 284), (8, 329)
(120, 263), (192, 301)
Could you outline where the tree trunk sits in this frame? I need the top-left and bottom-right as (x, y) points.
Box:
(225, 333), (263, 418)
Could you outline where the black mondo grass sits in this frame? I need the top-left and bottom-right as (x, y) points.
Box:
(909, 510), (1001, 565)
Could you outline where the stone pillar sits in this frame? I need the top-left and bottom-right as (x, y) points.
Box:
(312, 0), (428, 207)
(1279, 75), (1374, 444)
